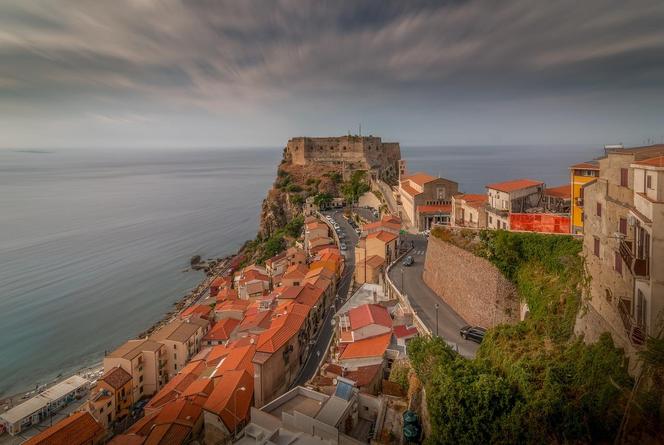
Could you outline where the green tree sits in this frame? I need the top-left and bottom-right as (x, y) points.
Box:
(313, 192), (333, 209)
(341, 170), (370, 204)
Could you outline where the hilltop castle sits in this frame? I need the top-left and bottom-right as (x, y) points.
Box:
(284, 135), (401, 182)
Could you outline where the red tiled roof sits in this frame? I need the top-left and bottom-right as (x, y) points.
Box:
(144, 423), (190, 445)
(635, 155), (664, 167)
(203, 370), (254, 432)
(486, 178), (543, 193)
(108, 434), (145, 445)
(570, 161), (599, 170)
(23, 412), (103, 445)
(417, 204), (451, 214)
(365, 255), (385, 269)
(339, 333), (392, 360)
(344, 364), (382, 387)
(393, 325), (419, 339)
(182, 378), (214, 398)
(349, 304), (392, 331)
(402, 172), (436, 186)
(215, 299), (250, 313)
(238, 310), (273, 332)
(399, 182), (421, 198)
(296, 284), (324, 307)
(212, 344), (256, 376)
(203, 318), (240, 342)
(211, 276), (231, 288)
(283, 264), (309, 280)
(256, 306), (307, 353)
(216, 287), (238, 302)
(459, 193), (487, 203)
(181, 304), (213, 320)
(146, 361), (207, 409)
(544, 184), (571, 199)
(366, 230), (398, 243)
(100, 366), (132, 390)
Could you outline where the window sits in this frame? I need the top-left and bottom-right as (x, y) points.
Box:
(139, 386), (144, 394)
(596, 203), (602, 217)
(619, 218), (627, 235)
(646, 175), (653, 189)
(488, 216), (493, 224)
(620, 168), (628, 187)
(593, 237), (600, 257)
(614, 252), (622, 275)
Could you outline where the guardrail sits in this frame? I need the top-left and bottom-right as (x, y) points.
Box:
(384, 247), (433, 336)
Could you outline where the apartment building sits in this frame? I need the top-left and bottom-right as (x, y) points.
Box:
(103, 339), (168, 402)
(570, 160), (600, 234)
(149, 316), (209, 379)
(451, 193), (488, 228)
(485, 179), (544, 230)
(87, 366), (133, 429)
(577, 144), (664, 360)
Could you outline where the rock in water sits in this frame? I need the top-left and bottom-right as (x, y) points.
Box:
(190, 255), (202, 266)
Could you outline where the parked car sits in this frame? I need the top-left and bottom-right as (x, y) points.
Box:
(459, 326), (486, 343)
(340, 243), (347, 250)
(402, 255), (414, 267)
(338, 232), (346, 239)
(333, 222), (340, 229)
(325, 215), (333, 221)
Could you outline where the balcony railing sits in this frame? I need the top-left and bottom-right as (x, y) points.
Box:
(618, 300), (646, 346)
(619, 240), (633, 273)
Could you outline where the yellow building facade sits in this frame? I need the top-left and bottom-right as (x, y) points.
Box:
(569, 161), (599, 234)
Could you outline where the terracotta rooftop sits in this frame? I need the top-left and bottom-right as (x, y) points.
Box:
(214, 344), (256, 376)
(399, 182), (421, 198)
(544, 184), (571, 199)
(402, 172), (436, 186)
(203, 318), (240, 342)
(216, 287), (238, 302)
(486, 178), (543, 193)
(344, 364), (382, 387)
(570, 160), (599, 170)
(23, 411), (103, 445)
(107, 339), (163, 360)
(635, 155), (664, 167)
(238, 310), (273, 332)
(203, 370), (253, 432)
(100, 366), (132, 390)
(349, 304), (392, 331)
(211, 276), (231, 288)
(265, 251), (286, 267)
(366, 230), (398, 243)
(146, 361), (207, 409)
(215, 299), (251, 313)
(256, 306), (307, 353)
(295, 284), (324, 307)
(364, 255), (385, 269)
(339, 333), (392, 360)
(283, 264), (309, 280)
(393, 325), (419, 339)
(180, 304), (213, 320)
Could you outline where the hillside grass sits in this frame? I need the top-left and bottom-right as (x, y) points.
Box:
(411, 230), (633, 444)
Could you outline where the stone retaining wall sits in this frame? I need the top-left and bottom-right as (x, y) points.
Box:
(423, 236), (519, 328)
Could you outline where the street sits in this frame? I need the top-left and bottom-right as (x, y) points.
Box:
(390, 235), (479, 358)
(292, 210), (358, 386)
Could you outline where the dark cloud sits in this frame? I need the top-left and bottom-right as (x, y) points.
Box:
(0, 0), (663, 147)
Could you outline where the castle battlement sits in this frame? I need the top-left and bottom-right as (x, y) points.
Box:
(285, 135), (401, 180)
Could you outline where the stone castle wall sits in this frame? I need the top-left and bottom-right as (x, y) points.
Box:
(285, 136), (400, 177)
(423, 236), (520, 328)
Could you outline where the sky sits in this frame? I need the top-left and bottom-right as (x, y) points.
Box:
(1, 0), (663, 149)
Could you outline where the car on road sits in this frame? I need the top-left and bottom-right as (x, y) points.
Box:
(402, 255), (414, 266)
(325, 215), (333, 221)
(338, 232), (346, 239)
(340, 243), (347, 250)
(459, 325), (486, 343)
(333, 222), (340, 229)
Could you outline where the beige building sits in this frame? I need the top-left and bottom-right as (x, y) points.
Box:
(354, 230), (398, 285)
(451, 193), (488, 228)
(149, 316), (209, 379)
(87, 366), (133, 429)
(398, 172), (458, 230)
(578, 144), (664, 361)
(103, 339), (167, 402)
(485, 179), (544, 230)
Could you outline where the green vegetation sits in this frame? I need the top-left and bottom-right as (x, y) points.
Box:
(246, 215), (304, 264)
(410, 230), (635, 444)
(389, 359), (411, 392)
(313, 192), (333, 209)
(324, 171), (342, 183)
(341, 170), (370, 204)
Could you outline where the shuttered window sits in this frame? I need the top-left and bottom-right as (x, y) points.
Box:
(619, 218), (627, 235)
(620, 168), (628, 187)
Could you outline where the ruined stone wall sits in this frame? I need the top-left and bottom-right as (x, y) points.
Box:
(423, 236), (520, 328)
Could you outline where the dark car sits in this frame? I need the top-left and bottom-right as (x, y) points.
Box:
(459, 325), (486, 343)
(402, 255), (414, 267)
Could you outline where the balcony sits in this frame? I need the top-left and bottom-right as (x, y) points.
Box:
(634, 258), (650, 278)
(618, 300), (646, 346)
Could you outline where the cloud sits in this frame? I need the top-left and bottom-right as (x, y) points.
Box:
(0, 0), (663, 146)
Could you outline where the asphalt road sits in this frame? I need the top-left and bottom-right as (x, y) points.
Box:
(354, 206), (378, 223)
(292, 211), (358, 387)
(390, 235), (479, 358)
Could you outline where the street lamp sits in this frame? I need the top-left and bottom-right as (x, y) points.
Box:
(233, 386), (247, 439)
(434, 304), (440, 337)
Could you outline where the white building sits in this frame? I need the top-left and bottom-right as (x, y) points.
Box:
(485, 179), (544, 230)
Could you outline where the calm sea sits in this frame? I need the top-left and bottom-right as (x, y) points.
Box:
(0, 144), (600, 397)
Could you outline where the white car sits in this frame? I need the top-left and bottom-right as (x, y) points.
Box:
(325, 215), (333, 220)
(333, 222), (340, 229)
(340, 243), (347, 250)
